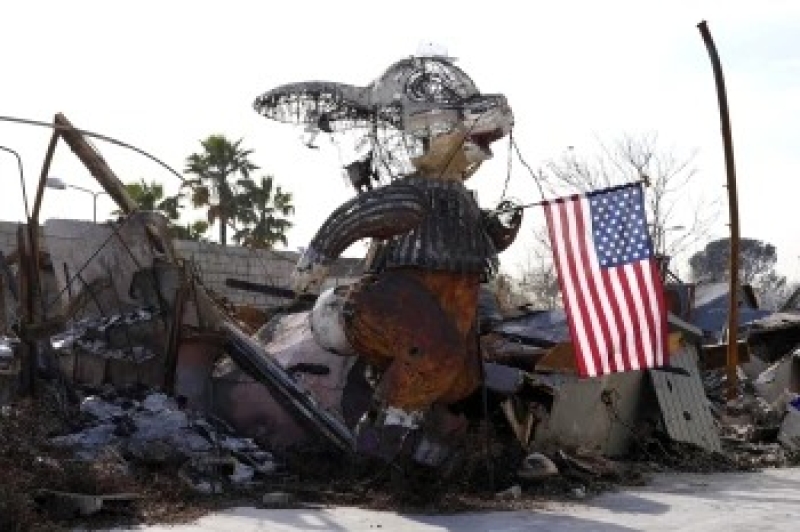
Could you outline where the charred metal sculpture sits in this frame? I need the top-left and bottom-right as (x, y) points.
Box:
(255, 53), (522, 465)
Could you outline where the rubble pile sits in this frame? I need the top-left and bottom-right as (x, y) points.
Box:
(0, 122), (799, 530)
(50, 310), (161, 362)
(51, 390), (280, 492)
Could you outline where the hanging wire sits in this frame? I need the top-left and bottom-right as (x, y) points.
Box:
(498, 130), (514, 203)
(511, 135), (547, 201)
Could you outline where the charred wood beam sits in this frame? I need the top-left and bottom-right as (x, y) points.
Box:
(16, 225), (35, 396)
(0, 251), (18, 301)
(53, 113), (137, 215)
(30, 128), (60, 224)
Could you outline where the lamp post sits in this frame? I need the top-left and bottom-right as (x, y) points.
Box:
(649, 224), (685, 280)
(46, 177), (108, 223)
(656, 224), (686, 257)
(0, 144), (30, 219)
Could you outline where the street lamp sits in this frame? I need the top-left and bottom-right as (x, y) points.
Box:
(649, 223), (686, 256)
(649, 224), (686, 280)
(0, 144), (30, 219)
(46, 177), (108, 223)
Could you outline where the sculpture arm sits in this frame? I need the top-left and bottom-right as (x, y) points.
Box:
(293, 184), (427, 293)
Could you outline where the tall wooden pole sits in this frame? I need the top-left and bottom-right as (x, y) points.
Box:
(698, 21), (741, 401)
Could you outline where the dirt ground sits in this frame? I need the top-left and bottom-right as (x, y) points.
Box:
(3, 386), (795, 532)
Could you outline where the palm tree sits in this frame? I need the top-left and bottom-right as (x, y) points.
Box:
(117, 179), (208, 241)
(234, 175), (294, 249)
(116, 179), (182, 220)
(171, 220), (210, 242)
(184, 135), (258, 246)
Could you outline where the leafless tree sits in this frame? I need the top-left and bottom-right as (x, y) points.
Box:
(543, 132), (719, 261)
(517, 226), (561, 309)
(517, 132), (719, 307)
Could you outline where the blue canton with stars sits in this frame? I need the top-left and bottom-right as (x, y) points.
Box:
(588, 185), (653, 268)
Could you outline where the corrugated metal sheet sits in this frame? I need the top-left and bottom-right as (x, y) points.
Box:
(648, 345), (721, 453)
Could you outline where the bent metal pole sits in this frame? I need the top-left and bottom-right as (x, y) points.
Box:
(698, 21), (742, 401)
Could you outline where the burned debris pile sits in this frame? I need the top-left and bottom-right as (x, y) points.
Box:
(1, 209), (798, 528)
(1, 112), (799, 531)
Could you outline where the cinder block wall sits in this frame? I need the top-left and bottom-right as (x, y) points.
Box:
(173, 240), (300, 307)
(0, 220), (359, 310)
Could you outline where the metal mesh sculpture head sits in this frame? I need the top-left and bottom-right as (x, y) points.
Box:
(254, 55), (513, 185)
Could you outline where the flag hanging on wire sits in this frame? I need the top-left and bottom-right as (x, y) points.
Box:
(543, 182), (668, 378)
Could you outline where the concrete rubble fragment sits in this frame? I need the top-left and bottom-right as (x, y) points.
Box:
(35, 490), (141, 518)
(777, 395), (800, 451)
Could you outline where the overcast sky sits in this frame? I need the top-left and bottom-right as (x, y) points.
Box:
(0, 1), (798, 279)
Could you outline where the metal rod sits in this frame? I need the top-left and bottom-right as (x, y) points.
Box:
(489, 179), (646, 215)
(31, 128), (61, 224)
(0, 114), (184, 184)
(697, 20), (742, 401)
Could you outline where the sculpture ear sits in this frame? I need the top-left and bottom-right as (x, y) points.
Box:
(254, 82), (374, 131)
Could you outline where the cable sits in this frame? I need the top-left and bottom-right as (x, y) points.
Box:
(511, 136), (546, 201)
(2, 113), (299, 273)
(498, 130), (514, 203)
(0, 114), (185, 183)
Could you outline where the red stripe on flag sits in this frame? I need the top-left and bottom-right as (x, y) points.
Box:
(544, 202), (590, 377)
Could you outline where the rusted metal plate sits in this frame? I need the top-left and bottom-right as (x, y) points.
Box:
(345, 269), (481, 410)
(648, 345), (722, 453)
(752, 352), (800, 405)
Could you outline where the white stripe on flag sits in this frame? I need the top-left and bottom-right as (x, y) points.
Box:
(546, 201), (597, 377)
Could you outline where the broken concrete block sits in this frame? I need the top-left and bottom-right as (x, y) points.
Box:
(262, 492), (293, 508)
(753, 352), (800, 405)
(494, 484), (522, 500)
(36, 490), (140, 518)
(533, 370), (646, 456)
(778, 396), (800, 451)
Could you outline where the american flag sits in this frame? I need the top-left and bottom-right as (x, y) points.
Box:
(543, 183), (668, 378)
